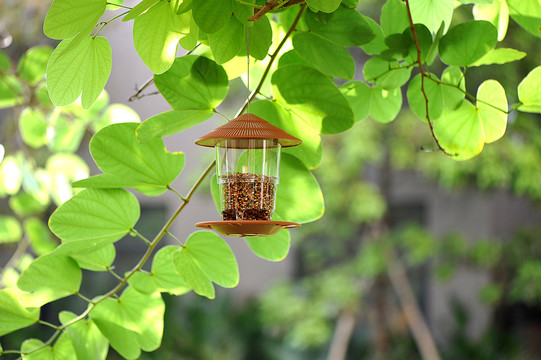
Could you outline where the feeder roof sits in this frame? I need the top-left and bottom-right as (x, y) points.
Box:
(195, 113), (302, 148)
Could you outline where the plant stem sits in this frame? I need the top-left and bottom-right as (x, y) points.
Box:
(93, 11), (130, 38)
(238, 3), (307, 116)
(404, 0), (453, 157)
(213, 109), (231, 121)
(106, 2), (133, 10)
(38, 320), (60, 330)
(76, 292), (94, 304)
(131, 228), (151, 245)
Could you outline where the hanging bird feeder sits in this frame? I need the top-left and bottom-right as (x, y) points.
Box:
(195, 113), (302, 237)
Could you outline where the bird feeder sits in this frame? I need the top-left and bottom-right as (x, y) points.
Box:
(195, 113), (302, 237)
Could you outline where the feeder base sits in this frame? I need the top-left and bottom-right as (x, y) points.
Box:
(195, 220), (300, 237)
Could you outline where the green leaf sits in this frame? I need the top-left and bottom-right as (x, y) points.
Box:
(292, 32), (355, 79)
(275, 154), (324, 223)
(70, 244), (116, 271)
(209, 16), (244, 64)
(154, 55), (229, 110)
(179, 11), (199, 51)
(434, 80), (508, 160)
(439, 20), (498, 66)
(46, 153), (90, 205)
(133, 1), (190, 74)
(407, 74), (444, 121)
(409, 0), (455, 33)
(0, 216), (22, 244)
(380, 0), (410, 35)
(24, 218), (57, 255)
(233, 0), (254, 25)
(91, 287), (165, 358)
(305, 7), (375, 46)
(245, 15), (272, 60)
(21, 335), (75, 360)
(17, 254), (81, 307)
(363, 56), (413, 89)
(306, 0), (341, 13)
(49, 188), (140, 255)
(46, 115), (86, 153)
(272, 64), (354, 134)
(518, 66), (541, 113)
(74, 122), (184, 192)
(441, 66), (465, 109)
(9, 192), (49, 217)
(59, 312), (108, 360)
(473, 0), (510, 41)
(360, 16), (387, 55)
(192, 0), (232, 33)
(137, 109), (214, 143)
(0, 74), (24, 109)
(341, 81), (402, 123)
(0, 156), (22, 195)
(173, 231), (239, 299)
(245, 229), (290, 261)
(129, 246), (191, 295)
(47, 36), (112, 108)
(470, 48), (526, 66)
(0, 289), (39, 336)
(123, 0), (160, 21)
(17, 46), (53, 85)
(44, 0), (106, 39)
(507, 0), (541, 39)
(19, 108), (47, 149)
(250, 100), (321, 169)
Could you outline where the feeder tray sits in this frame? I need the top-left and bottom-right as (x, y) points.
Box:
(195, 113), (302, 237)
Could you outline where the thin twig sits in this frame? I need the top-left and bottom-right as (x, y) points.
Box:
(129, 77), (154, 102)
(131, 228), (151, 245)
(404, 0), (453, 157)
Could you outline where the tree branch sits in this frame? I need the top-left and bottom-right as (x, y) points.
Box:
(387, 253), (442, 360)
(404, 0), (454, 157)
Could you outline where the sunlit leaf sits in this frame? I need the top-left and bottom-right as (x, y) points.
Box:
(272, 64), (354, 134)
(0, 74), (24, 109)
(409, 0), (454, 33)
(507, 0), (541, 39)
(250, 100), (321, 169)
(275, 154), (324, 223)
(518, 66), (541, 113)
(245, 228), (290, 261)
(19, 108), (47, 149)
(59, 311), (108, 360)
(91, 287), (164, 358)
(123, 0), (160, 21)
(433, 80), (508, 160)
(74, 122), (184, 192)
(471, 48), (526, 67)
(173, 231), (239, 299)
(137, 109), (214, 143)
(439, 20), (498, 66)
(17, 254), (81, 307)
(241, 14), (272, 60)
(49, 188), (140, 255)
(0, 156), (22, 195)
(70, 244), (116, 272)
(21, 334), (74, 360)
(154, 55), (229, 110)
(129, 246), (190, 295)
(46, 36), (112, 108)
(474, 0), (510, 41)
(44, 0), (106, 39)
(441, 66), (465, 110)
(133, 1), (190, 74)
(0, 289), (39, 336)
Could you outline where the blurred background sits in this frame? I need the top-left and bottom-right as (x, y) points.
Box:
(1, 0), (541, 359)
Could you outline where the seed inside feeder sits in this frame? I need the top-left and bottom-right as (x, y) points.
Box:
(220, 173), (277, 221)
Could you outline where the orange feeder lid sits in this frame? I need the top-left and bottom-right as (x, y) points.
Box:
(195, 113), (302, 148)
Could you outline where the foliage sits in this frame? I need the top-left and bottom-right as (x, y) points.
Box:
(0, 0), (540, 359)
